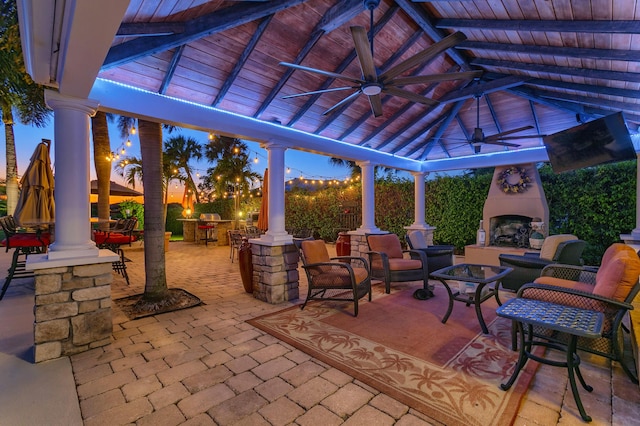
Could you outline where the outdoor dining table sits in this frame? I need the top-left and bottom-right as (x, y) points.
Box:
(430, 263), (513, 334)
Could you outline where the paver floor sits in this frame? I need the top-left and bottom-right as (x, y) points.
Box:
(2, 240), (639, 425)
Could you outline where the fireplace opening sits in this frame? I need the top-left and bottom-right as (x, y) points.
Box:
(490, 215), (532, 248)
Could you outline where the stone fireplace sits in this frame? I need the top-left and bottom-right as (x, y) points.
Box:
(482, 164), (549, 248)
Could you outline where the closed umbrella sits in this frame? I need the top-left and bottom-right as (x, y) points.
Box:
(257, 168), (268, 231)
(14, 140), (55, 226)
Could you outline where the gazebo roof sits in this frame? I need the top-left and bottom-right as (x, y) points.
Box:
(16, 0), (640, 173)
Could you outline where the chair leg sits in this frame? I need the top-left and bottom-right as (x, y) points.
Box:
(1, 249), (34, 301)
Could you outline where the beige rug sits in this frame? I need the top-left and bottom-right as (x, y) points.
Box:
(248, 285), (537, 426)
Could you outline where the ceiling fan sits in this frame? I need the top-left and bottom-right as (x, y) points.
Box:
(279, 0), (481, 118)
(465, 94), (544, 154)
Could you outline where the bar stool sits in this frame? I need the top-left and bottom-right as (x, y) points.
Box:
(0, 215), (50, 300)
(198, 223), (216, 245)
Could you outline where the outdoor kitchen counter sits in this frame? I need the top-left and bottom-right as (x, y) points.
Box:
(464, 244), (538, 267)
(177, 218), (233, 245)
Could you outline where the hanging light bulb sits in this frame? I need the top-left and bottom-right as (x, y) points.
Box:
(130, 125), (137, 135)
(253, 155), (259, 164)
(126, 139), (132, 147)
(196, 172), (200, 177)
(120, 148), (126, 154)
(208, 132), (214, 140)
(286, 167), (291, 174)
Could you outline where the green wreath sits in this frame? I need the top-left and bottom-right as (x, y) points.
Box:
(497, 166), (530, 193)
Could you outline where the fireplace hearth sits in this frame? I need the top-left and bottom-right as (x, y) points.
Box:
(490, 215), (532, 247)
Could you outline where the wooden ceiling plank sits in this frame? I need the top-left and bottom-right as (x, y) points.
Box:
(286, 5), (399, 127)
(471, 58), (640, 83)
(103, 0), (307, 69)
(254, 0), (363, 119)
(390, 111), (449, 155)
(212, 14), (273, 108)
(436, 19), (640, 33)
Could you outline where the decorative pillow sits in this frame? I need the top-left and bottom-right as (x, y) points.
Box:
(367, 234), (403, 259)
(302, 240), (330, 264)
(593, 251), (640, 301)
(408, 230), (428, 249)
(539, 234), (577, 260)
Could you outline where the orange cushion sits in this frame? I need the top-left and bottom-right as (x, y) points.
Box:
(598, 243), (638, 275)
(368, 234), (403, 259)
(311, 266), (369, 288)
(302, 240), (330, 264)
(593, 251), (640, 301)
(388, 258), (422, 271)
(534, 276), (595, 294)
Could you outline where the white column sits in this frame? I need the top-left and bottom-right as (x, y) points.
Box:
(45, 91), (100, 259)
(632, 153), (640, 239)
(357, 161), (381, 234)
(410, 171), (428, 229)
(259, 142), (292, 245)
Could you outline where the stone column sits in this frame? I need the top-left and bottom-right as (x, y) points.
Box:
(45, 90), (100, 260)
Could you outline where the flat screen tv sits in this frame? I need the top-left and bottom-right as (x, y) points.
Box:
(543, 112), (636, 173)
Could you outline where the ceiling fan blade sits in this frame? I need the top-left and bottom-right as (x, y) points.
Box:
(379, 31), (467, 81)
(482, 140), (520, 147)
(350, 26), (377, 81)
(484, 125), (534, 141)
(386, 70), (483, 87)
(489, 134), (547, 141)
(282, 86), (359, 99)
(323, 90), (362, 116)
(279, 62), (363, 85)
(368, 94), (383, 117)
(383, 86), (439, 107)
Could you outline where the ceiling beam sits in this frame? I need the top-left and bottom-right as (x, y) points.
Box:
(395, 0), (470, 69)
(103, 0), (306, 69)
(536, 89), (640, 114)
(415, 101), (466, 159)
(116, 22), (185, 37)
(213, 15), (273, 108)
(457, 40), (640, 62)
(484, 94), (502, 134)
(254, 0), (363, 119)
(391, 110), (448, 154)
(471, 58), (640, 83)
(158, 45), (185, 95)
(436, 19), (640, 33)
(438, 75), (528, 103)
(525, 77), (640, 99)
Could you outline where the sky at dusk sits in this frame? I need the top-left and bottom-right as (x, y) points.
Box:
(0, 120), (368, 199)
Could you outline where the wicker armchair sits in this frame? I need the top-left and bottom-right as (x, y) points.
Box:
(499, 234), (586, 291)
(516, 243), (640, 383)
(366, 233), (433, 299)
(299, 239), (371, 316)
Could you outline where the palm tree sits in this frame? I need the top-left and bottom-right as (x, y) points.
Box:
(164, 135), (202, 203)
(200, 135), (261, 199)
(0, 1), (51, 214)
(91, 111), (113, 228)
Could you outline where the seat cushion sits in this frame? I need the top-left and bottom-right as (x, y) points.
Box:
(301, 240), (330, 264)
(593, 251), (640, 301)
(94, 232), (136, 246)
(368, 234), (403, 259)
(539, 234), (577, 260)
(312, 266), (369, 288)
(533, 276), (595, 294)
(387, 258), (422, 271)
(2, 233), (50, 248)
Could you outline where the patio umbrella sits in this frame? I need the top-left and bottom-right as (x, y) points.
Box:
(257, 168), (268, 231)
(14, 140), (55, 226)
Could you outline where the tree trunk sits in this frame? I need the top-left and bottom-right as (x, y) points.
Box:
(2, 104), (18, 215)
(91, 111), (112, 230)
(138, 119), (169, 300)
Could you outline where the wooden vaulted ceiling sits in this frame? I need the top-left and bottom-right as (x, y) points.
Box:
(99, 0), (640, 163)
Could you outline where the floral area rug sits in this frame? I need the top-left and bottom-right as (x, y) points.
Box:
(248, 285), (537, 426)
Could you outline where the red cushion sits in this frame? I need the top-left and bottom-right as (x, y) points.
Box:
(2, 233), (50, 248)
(94, 232), (136, 246)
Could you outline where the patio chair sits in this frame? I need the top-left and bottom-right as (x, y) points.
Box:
(365, 233), (433, 298)
(228, 229), (244, 262)
(516, 242), (640, 383)
(0, 215), (51, 300)
(405, 230), (455, 276)
(498, 234), (585, 291)
(93, 218), (138, 285)
(299, 239), (371, 316)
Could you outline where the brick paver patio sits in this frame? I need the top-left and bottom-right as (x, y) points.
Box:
(2, 240), (639, 425)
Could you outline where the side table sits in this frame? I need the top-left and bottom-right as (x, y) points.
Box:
(497, 297), (604, 422)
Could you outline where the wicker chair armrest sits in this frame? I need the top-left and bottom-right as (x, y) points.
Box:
(330, 256), (370, 271)
(366, 250), (389, 265)
(405, 249), (428, 263)
(518, 282), (634, 311)
(499, 254), (552, 269)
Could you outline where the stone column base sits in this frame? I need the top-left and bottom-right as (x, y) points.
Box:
(251, 242), (299, 304)
(33, 262), (113, 363)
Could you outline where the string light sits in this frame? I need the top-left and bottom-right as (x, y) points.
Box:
(130, 125), (137, 135)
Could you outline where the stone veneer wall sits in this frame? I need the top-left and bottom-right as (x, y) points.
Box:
(33, 262), (113, 363)
(348, 228), (434, 259)
(251, 243), (299, 303)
